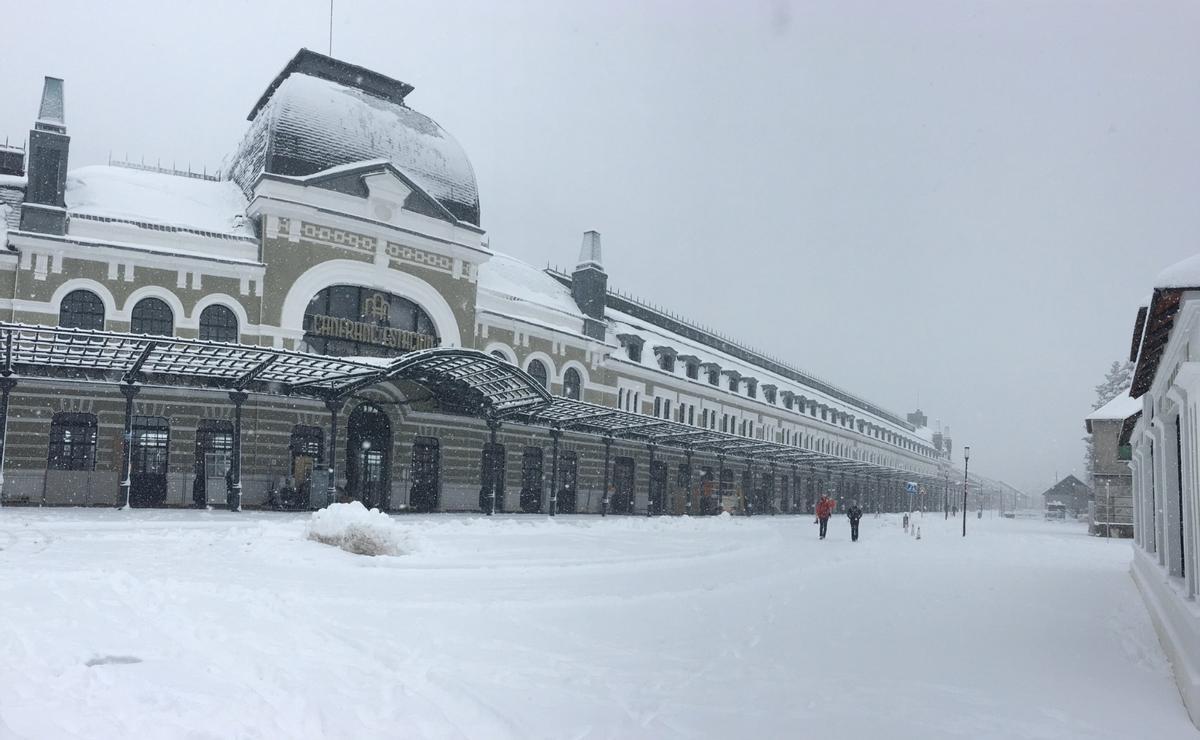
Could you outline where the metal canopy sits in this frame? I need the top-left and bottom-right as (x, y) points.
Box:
(0, 324), (552, 417)
(516, 397), (941, 480)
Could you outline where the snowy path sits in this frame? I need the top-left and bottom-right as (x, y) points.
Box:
(0, 510), (1194, 740)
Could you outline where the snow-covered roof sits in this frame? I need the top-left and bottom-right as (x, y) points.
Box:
(608, 306), (933, 448)
(476, 252), (587, 336)
(1156, 252), (1200, 289)
(1086, 391), (1140, 422)
(65, 165), (251, 238)
(228, 53), (479, 225)
(1085, 390), (1141, 433)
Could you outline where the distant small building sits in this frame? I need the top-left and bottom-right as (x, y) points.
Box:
(1041, 475), (1091, 518)
(1084, 393), (1139, 537)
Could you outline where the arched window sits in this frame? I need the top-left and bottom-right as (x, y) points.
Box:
(130, 297), (173, 336)
(304, 285), (438, 357)
(527, 360), (548, 389)
(562, 367), (582, 400)
(198, 304), (239, 343)
(59, 289), (105, 330)
(491, 350), (510, 363)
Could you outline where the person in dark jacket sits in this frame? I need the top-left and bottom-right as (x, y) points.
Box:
(847, 500), (864, 542)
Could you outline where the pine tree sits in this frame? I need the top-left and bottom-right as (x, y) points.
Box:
(1092, 360), (1134, 411)
(1084, 360), (1134, 483)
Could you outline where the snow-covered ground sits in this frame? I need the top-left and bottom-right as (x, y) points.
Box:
(0, 509), (1194, 740)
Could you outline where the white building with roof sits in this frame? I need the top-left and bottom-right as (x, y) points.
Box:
(1127, 251), (1200, 729)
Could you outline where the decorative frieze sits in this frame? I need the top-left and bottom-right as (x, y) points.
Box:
(385, 241), (454, 274)
(300, 222), (376, 255)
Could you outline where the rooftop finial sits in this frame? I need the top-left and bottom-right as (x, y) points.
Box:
(577, 230), (602, 269)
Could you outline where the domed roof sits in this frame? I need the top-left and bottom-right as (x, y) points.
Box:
(228, 50), (480, 225)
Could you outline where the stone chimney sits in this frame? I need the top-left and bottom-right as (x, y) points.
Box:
(571, 230), (607, 341)
(20, 77), (70, 235)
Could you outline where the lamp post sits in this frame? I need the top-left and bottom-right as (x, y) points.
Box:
(962, 446), (970, 537)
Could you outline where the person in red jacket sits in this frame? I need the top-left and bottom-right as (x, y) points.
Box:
(816, 494), (835, 539)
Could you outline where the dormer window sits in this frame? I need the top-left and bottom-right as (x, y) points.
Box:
(617, 333), (644, 363)
(745, 378), (758, 399)
(679, 354), (700, 380)
(654, 346), (677, 373)
(703, 363), (720, 385)
(762, 384), (776, 404)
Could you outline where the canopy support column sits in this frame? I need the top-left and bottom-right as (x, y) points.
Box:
(717, 452), (726, 516)
(549, 426), (561, 516)
(769, 461), (778, 515)
(601, 435), (613, 516)
(228, 390), (247, 512)
(646, 441), (657, 517)
(0, 376), (15, 504)
(486, 417), (501, 515)
(325, 398), (344, 507)
(119, 383), (140, 509)
(744, 459), (754, 517)
(684, 448), (694, 517)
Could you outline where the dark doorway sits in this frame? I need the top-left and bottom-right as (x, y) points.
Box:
(699, 466), (716, 514)
(290, 425), (323, 509)
(558, 451), (578, 513)
(130, 416), (169, 507)
(760, 473), (774, 514)
(741, 469), (754, 514)
(479, 442), (506, 513)
(347, 404), (391, 510)
(612, 456), (635, 513)
(675, 462), (691, 515)
(521, 447), (544, 513)
(780, 473), (791, 513)
(649, 460), (668, 515)
(409, 436), (440, 512)
(720, 468), (735, 513)
(1177, 416), (1186, 578)
(193, 419), (232, 508)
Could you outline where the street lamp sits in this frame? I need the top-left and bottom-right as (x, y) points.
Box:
(962, 446), (970, 537)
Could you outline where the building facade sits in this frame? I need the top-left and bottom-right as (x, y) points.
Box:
(0, 50), (959, 515)
(1084, 393), (1138, 537)
(1127, 254), (1200, 729)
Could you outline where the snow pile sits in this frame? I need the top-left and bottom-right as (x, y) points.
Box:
(305, 502), (406, 556)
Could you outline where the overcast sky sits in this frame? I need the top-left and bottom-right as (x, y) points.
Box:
(3, 0), (1198, 493)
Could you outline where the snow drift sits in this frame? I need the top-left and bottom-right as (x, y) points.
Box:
(305, 502), (406, 556)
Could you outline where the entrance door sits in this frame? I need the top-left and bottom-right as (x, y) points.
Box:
(612, 457), (635, 514)
(649, 460), (668, 515)
(700, 467), (716, 515)
(290, 425), (323, 509)
(780, 474), (791, 513)
(347, 404), (391, 510)
(409, 436), (440, 512)
(521, 447), (544, 513)
(760, 473), (774, 514)
(741, 469), (754, 515)
(194, 420), (232, 507)
(558, 451), (578, 513)
(720, 468), (735, 513)
(130, 416), (169, 507)
(479, 442), (506, 513)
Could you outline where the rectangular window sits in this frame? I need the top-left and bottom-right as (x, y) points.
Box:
(48, 413), (98, 471)
(686, 363), (699, 380)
